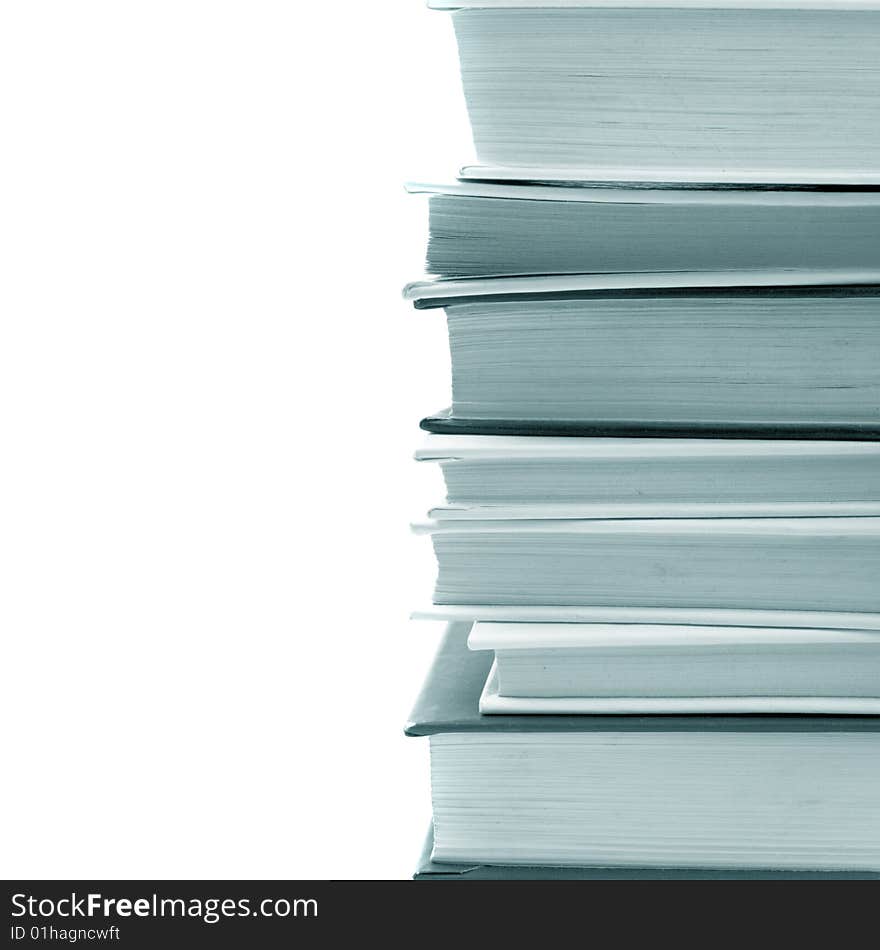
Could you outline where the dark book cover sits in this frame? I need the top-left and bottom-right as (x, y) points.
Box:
(420, 409), (880, 441)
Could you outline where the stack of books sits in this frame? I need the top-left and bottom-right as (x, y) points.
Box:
(404, 1), (880, 879)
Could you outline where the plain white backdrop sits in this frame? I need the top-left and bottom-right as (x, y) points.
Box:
(0, 2), (472, 879)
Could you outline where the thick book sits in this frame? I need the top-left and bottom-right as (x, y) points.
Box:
(468, 621), (880, 715)
(406, 623), (880, 874)
(405, 279), (880, 432)
(411, 181), (880, 280)
(414, 516), (880, 612)
(416, 434), (880, 516)
(432, 2), (880, 183)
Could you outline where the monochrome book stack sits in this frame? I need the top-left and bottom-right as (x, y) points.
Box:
(403, 1), (880, 880)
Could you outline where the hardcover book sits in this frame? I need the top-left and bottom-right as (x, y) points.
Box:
(468, 621), (880, 715)
(416, 434), (880, 516)
(411, 181), (880, 280)
(432, 1), (880, 183)
(413, 827), (880, 880)
(415, 516), (880, 612)
(405, 279), (880, 434)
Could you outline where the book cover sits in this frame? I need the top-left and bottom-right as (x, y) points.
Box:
(420, 407), (880, 441)
(413, 826), (880, 880)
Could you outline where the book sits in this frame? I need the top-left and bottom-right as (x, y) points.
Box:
(414, 516), (880, 612)
(406, 622), (880, 872)
(433, 2), (880, 183)
(469, 621), (880, 714)
(416, 434), (880, 515)
(406, 280), (880, 431)
(412, 181), (880, 279)
(413, 826), (880, 879)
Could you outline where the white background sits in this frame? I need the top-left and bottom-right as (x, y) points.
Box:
(1, 1), (472, 879)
